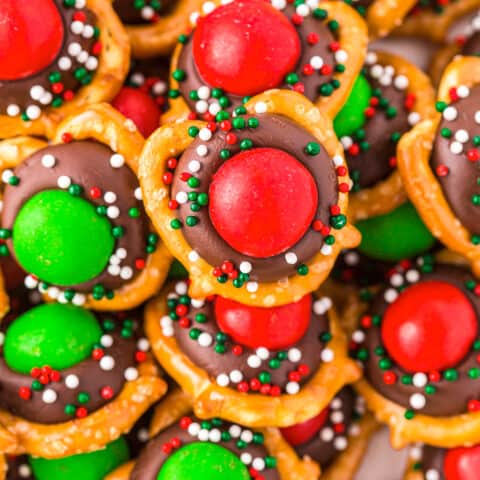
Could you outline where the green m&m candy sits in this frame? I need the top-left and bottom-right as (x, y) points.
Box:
(333, 73), (372, 139)
(29, 436), (129, 480)
(12, 189), (115, 286)
(355, 202), (436, 262)
(157, 442), (250, 480)
(4, 303), (102, 374)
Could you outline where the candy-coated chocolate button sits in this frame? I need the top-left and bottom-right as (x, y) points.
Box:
(111, 87), (161, 138)
(4, 303), (102, 374)
(29, 437), (129, 480)
(193, 0), (301, 96)
(13, 189), (115, 286)
(355, 202), (436, 262)
(280, 408), (329, 446)
(444, 445), (480, 480)
(0, 0), (64, 80)
(333, 73), (372, 138)
(381, 281), (477, 373)
(209, 148), (318, 258)
(157, 442), (250, 480)
(215, 294), (312, 350)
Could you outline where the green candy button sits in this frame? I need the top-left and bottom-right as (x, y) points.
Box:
(355, 202), (436, 262)
(157, 442), (250, 480)
(4, 303), (102, 374)
(29, 436), (129, 480)
(333, 73), (372, 138)
(13, 189), (115, 286)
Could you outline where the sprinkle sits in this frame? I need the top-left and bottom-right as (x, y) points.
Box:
(216, 374), (230, 387)
(124, 367), (139, 381)
(285, 252), (298, 264)
(57, 175), (72, 189)
(321, 348), (334, 362)
(65, 374), (80, 389)
(99, 356), (115, 371)
(110, 154), (125, 168)
(409, 393), (426, 410)
(41, 154), (56, 168)
(42, 389), (57, 404)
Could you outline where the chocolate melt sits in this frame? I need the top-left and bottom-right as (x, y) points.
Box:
(113, 0), (174, 25)
(431, 85), (480, 236)
(2, 140), (150, 292)
(171, 293), (329, 392)
(344, 71), (410, 190)
(0, 1), (98, 117)
(132, 419), (280, 480)
(176, 2), (337, 111)
(171, 113), (338, 283)
(362, 265), (480, 416)
(295, 388), (356, 469)
(0, 314), (138, 424)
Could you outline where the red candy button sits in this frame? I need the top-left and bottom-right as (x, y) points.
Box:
(0, 0), (64, 80)
(209, 148), (318, 258)
(111, 87), (161, 138)
(444, 445), (480, 480)
(214, 294), (312, 350)
(381, 281), (477, 373)
(192, 0), (301, 96)
(280, 408), (329, 446)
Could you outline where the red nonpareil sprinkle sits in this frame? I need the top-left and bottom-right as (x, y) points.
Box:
(50, 370), (61, 382)
(204, 112), (215, 122)
(180, 416), (192, 429)
(428, 371), (441, 382)
(467, 149), (480, 162)
(219, 120), (232, 132)
(330, 205), (341, 216)
(232, 345), (243, 356)
(101, 386), (114, 400)
(135, 351), (147, 362)
(178, 317), (191, 328)
(320, 64), (333, 76)
(162, 443), (173, 454)
(250, 378), (261, 391)
(61, 132), (73, 143)
(298, 364), (310, 376)
(468, 399), (480, 412)
(436, 165), (449, 176)
(176, 304), (188, 316)
(302, 64), (314, 76)
(307, 32), (319, 44)
(338, 182), (350, 193)
(73, 11), (87, 22)
(320, 226), (331, 236)
(207, 122), (217, 132)
(31, 367), (41, 378)
(270, 385), (281, 396)
(89, 186), (102, 198)
(167, 157), (178, 169)
(333, 423), (345, 433)
(291, 13), (303, 25)
(293, 83), (304, 94)
(180, 172), (192, 182)
(92, 41), (102, 55)
(288, 371), (301, 382)
(212, 267), (222, 277)
(226, 132), (237, 145)
(389, 156), (397, 168)
(336, 166), (347, 176)
(383, 371), (397, 385)
(370, 97), (379, 107)
(187, 112), (197, 120)
(76, 407), (88, 418)
(63, 90), (75, 101)
(221, 261), (234, 273)
(51, 82), (64, 94)
(361, 315), (372, 328)
(18, 386), (31, 400)
(92, 348), (104, 361)
(260, 384), (271, 395)
(162, 172), (173, 185)
(364, 107), (375, 118)
(348, 144), (360, 156)
(312, 220), (323, 232)
(237, 381), (249, 393)
(135, 258), (146, 270)
(329, 41), (340, 52)
(39, 374), (50, 385)
(449, 87), (459, 102)
(168, 200), (179, 210)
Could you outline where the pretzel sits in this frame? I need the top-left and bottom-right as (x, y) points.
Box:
(140, 90), (360, 307)
(106, 390), (319, 480)
(124, 0), (204, 58)
(397, 56), (480, 278)
(355, 0), (417, 39)
(0, 103), (172, 311)
(145, 283), (360, 428)
(393, 0), (480, 43)
(0, 350), (166, 458)
(163, 0), (367, 124)
(346, 51), (436, 222)
(0, 0), (129, 140)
